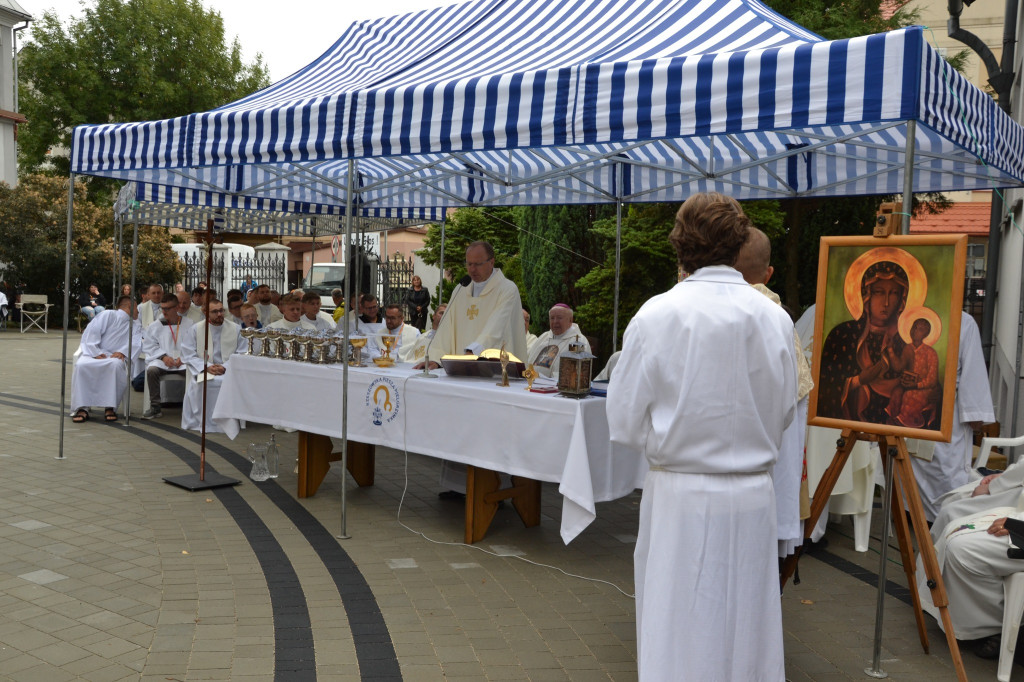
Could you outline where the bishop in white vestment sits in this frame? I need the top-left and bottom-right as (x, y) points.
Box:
(180, 301), (246, 432)
(608, 194), (795, 682)
(527, 305), (590, 379)
(70, 303), (143, 416)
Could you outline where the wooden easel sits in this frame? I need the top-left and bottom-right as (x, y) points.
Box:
(780, 430), (967, 682)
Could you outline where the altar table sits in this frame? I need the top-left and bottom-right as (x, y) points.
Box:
(213, 355), (646, 543)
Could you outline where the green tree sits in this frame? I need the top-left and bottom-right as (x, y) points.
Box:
(0, 174), (181, 325)
(515, 205), (609, 332)
(17, 0), (270, 182)
(575, 204), (679, 362)
(417, 207), (524, 302)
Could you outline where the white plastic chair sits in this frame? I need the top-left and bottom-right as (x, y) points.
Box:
(998, 572), (1024, 681)
(142, 369), (188, 407)
(17, 294), (53, 333)
(977, 436), (1024, 470)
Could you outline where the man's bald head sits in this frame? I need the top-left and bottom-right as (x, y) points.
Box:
(733, 228), (773, 285)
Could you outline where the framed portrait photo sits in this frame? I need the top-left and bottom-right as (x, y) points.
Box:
(807, 234), (968, 443)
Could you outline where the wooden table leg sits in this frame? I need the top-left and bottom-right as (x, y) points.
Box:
(296, 432), (374, 498)
(465, 465), (542, 544)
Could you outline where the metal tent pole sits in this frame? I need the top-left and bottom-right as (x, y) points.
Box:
(439, 219), (446, 304)
(123, 220), (139, 425)
(866, 119), (917, 677)
(58, 174), (75, 460)
(338, 159), (356, 540)
(612, 163), (623, 352)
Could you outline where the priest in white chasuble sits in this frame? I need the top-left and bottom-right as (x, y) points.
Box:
(180, 298), (247, 432)
(423, 241), (527, 366)
(608, 193), (796, 682)
(70, 296), (144, 422)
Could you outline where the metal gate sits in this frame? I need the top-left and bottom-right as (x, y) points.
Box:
(181, 251), (225, 293)
(378, 253), (415, 317)
(230, 253), (287, 294)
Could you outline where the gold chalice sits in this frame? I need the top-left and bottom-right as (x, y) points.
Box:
(266, 329), (283, 358)
(240, 327), (256, 355)
(348, 336), (367, 367)
(374, 334), (399, 367)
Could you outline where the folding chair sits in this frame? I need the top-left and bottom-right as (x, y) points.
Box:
(17, 294), (53, 333)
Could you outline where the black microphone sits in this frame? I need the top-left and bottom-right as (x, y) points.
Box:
(418, 275), (472, 376)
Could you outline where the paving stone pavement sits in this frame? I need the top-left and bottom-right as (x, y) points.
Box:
(0, 328), (1011, 680)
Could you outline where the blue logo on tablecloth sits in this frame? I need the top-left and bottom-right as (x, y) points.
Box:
(365, 377), (400, 426)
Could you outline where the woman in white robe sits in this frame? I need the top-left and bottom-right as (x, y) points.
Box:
(608, 193), (797, 682)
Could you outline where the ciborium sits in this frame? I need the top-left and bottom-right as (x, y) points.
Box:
(373, 334), (399, 367)
(348, 335), (367, 367)
(240, 327), (256, 355)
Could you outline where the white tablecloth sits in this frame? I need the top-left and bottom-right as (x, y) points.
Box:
(213, 355), (647, 543)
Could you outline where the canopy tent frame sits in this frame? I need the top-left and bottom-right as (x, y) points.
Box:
(55, 1), (1024, 676)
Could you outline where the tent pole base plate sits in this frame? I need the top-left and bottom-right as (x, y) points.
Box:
(163, 473), (241, 491)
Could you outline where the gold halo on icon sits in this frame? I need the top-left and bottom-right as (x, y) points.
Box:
(898, 306), (942, 346)
(843, 247), (927, 321)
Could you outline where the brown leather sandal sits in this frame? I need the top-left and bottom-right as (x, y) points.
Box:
(72, 409), (89, 423)
(104, 409), (118, 422)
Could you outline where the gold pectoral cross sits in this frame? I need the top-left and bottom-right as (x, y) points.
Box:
(466, 304), (479, 320)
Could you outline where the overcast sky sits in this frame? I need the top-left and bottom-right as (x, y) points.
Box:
(19, 0), (474, 82)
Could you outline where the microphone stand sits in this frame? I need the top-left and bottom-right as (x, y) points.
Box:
(413, 275), (471, 379)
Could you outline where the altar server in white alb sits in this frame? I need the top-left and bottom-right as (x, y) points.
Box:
(608, 193), (797, 682)
(910, 311), (994, 522)
(527, 304), (591, 379)
(180, 299), (247, 432)
(267, 293), (317, 332)
(733, 227), (814, 558)
(383, 304), (420, 363)
(70, 296), (143, 423)
(141, 293), (195, 420)
(300, 292), (336, 332)
(422, 241), (527, 366)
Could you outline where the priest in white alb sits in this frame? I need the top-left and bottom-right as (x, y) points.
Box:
(180, 298), (246, 432)
(383, 304), (420, 363)
(608, 193), (796, 682)
(70, 296), (143, 423)
(916, 457), (1024, 658)
(527, 304), (590, 379)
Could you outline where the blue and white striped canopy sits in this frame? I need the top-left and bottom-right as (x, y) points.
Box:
(71, 0), (1024, 217)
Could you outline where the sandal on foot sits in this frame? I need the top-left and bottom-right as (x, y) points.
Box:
(104, 409), (118, 422)
(72, 409), (89, 423)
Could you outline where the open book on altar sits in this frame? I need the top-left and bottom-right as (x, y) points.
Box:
(440, 349), (526, 379)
